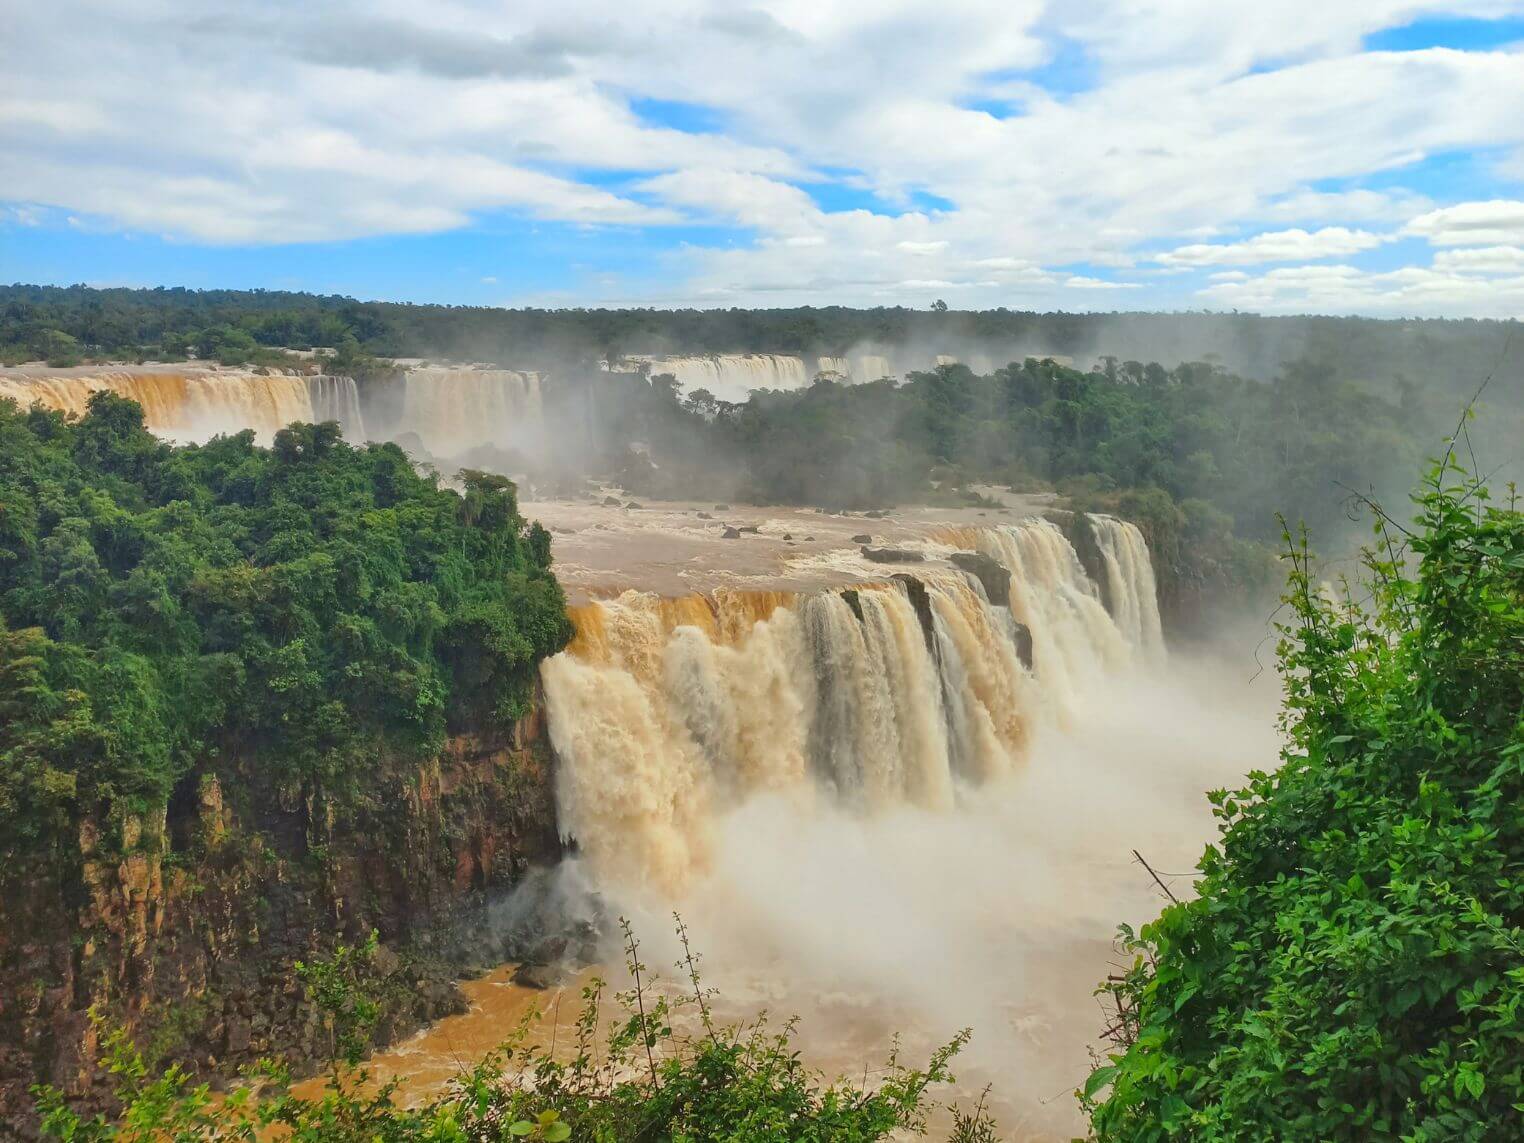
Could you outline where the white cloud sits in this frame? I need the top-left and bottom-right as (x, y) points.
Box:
(1199, 262), (1524, 317)
(1259, 188), (1434, 225)
(1405, 200), (1524, 246)
(1432, 245), (1524, 273)
(1156, 227), (1390, 266)
(5, 0), (1524, 310)
(898, 240), (951, 255)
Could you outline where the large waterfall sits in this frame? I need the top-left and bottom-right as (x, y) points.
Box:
(540, 516), (1164, 895)
(397, 367), (542, 455)
(0, 368), (365, 443)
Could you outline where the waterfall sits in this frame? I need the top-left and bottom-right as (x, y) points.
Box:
(542, 518), (1165, 892)
(1087, 516), (1166, 658)
(855, 354), (894, 381)
(306, 374), (366, 440)
(0, 368), (321, 442)
(397, 367), (542, 455)
(612, 354), (811, 403)
(817, 356), (851, 379)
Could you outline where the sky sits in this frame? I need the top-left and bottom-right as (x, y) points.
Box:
(3, 1), (1524, 316)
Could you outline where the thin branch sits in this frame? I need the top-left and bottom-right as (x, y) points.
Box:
(1132, 849), (1180, 904)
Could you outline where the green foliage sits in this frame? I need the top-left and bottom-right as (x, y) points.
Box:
(33, 921), (979, 1142)
(1084, 455), (1524, 1140)
(296, 931), (384, 1069)
(0, 390), (570, 870)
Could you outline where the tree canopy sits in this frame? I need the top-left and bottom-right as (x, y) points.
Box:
(0, 391), (570, 869)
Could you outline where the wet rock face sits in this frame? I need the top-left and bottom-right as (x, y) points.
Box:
(722, 526), (741, 539)
(948, 551), (1012, 609)
(890, 575), (937, 650)
(0, 714), (562, 1139)
(1011, 621), (1034, 670)
(1051, 512), (1112, 616)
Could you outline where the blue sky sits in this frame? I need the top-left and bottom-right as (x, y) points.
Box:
(4, 1), (1524, 315)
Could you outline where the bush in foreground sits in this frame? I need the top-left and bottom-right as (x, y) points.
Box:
(1084, 452), (1524, 1139)
(35, 920), (995, 1142)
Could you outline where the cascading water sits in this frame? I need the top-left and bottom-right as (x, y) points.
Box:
(611, 354), (811, 403)
(398, 367), (542, 455)
(306, 374), (367, 440)
(0, 368), (331, 442)
(540, 516), (1164, 894)
(1088, 515), (1166, 657)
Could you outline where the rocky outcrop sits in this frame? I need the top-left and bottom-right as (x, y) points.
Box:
(861, 546), (924, 564)
(0, 708), (560, 1138)
(948, 551), (1011, 608)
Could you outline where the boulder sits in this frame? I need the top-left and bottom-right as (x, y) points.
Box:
(949, 551), (1012, 609)
(851, 533), (873, 544)
(624, 501), (643, 510)
(722, 527), (741, 539)
(511, 962), (564, 990)
(602, 496), (621, 506)
(697, 512), (713, 520)
(861, 546), (924, 564)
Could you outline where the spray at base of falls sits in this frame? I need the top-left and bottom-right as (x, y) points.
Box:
(541, 515), (1165, 896)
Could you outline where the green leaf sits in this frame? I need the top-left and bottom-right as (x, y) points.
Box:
(1083, 1065), (1119, 1098)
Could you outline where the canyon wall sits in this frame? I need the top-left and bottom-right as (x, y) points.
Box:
(0, 712), (559, 1138)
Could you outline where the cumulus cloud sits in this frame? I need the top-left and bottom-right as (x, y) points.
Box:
(1199, 262), (1524, 317)
(1404, 200), (1524, 246)
(1432, 245), (1524, 273)
(6, 0), (1524, 310)
(1156, 227), (1390, 267)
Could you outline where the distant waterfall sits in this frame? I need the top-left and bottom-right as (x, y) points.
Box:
(0, 368), (324, 442)
(614, 354), (811, 403)
(397, 368), (542, 455)
(817, 356), (851, 378)
(541, 516), (1164, 893)
(307, 374), (366, 439)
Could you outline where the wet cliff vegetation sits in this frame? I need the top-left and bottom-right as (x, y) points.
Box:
(1085, 452), (1524, 1140)
(0, 391), (571, 1132)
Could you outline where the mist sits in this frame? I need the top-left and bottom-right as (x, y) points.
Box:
(520, 642), (1281, 1138)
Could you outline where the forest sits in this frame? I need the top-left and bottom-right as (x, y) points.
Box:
(0, 391), (570, 873)
(2, 282), (1520, 408)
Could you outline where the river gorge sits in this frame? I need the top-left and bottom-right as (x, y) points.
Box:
(0, 361), (1276, 1139)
